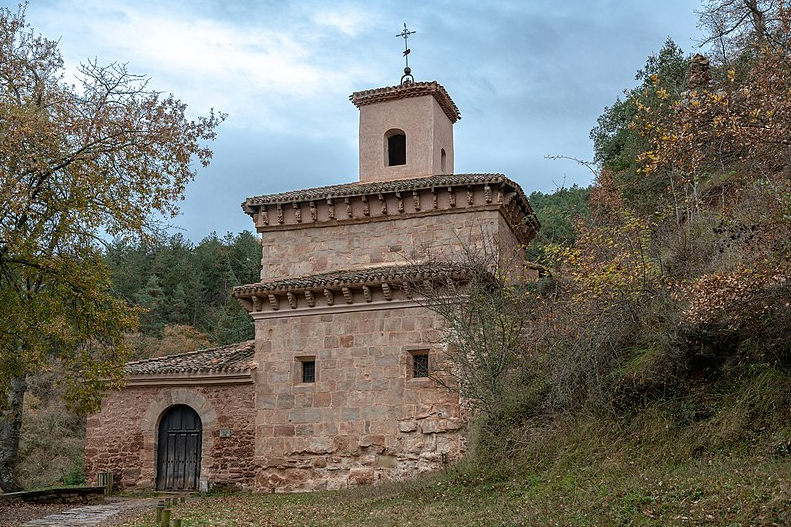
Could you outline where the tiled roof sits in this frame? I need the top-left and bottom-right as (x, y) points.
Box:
(350, 81), (461, 123)
(124, 340), (256, 375)
(243, 173), (517, 208)
(234, 262), (469, 296)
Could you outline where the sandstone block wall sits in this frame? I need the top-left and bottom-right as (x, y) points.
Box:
(84, 383), (256, 491)
(261, 208), (511, 280)
(253, 305), (464, 492)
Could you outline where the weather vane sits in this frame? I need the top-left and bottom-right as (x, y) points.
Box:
(396, 22), (416, 85)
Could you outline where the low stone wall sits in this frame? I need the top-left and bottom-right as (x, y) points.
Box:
(0, 487), (105, 504)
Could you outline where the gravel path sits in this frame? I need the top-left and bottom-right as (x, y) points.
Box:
(0, 497), (157, 527)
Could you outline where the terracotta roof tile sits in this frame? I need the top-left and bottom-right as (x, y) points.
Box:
(124, 340), (256, 375)
(234, 262), (469, 296)
(243, 173), (515, 208)
(350, 81), (461, 123)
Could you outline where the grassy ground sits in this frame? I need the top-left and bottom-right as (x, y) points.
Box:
(118, 423), (791, 526)
(117, 367), (791, 527)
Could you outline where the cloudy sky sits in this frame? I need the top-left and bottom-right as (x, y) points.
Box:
(15, 0), (706, 242)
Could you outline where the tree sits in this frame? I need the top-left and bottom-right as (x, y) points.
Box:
(408, 239), (549, 418)
(0, 7), (224, 491)
(698, 0), (791, 62)
(590, 39), (690, 213)
(525, 185), (590, 260)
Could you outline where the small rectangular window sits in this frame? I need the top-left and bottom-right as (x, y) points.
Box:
(412, 353), (429, 378)
(302, 360), (316, 383)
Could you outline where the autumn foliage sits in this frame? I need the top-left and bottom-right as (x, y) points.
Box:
(445, 2), (791, 466)
(0, 6), (223, 491)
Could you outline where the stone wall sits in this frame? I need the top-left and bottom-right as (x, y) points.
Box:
(261, 208), (510, 280)
(85, 382), (256, 491)
(253, 304), (464, 492)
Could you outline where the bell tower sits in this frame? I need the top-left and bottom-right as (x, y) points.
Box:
(349, 24), (461, 183)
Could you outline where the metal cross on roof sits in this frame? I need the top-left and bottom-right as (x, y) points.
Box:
(396, 22), (416, 85)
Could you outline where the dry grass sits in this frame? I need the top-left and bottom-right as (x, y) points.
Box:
(116, 440), (791, 526)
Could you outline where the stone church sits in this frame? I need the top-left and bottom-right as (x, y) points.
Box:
(84, 71), (539, 492)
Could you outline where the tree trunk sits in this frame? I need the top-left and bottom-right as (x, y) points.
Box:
(0, 375), (27, 492)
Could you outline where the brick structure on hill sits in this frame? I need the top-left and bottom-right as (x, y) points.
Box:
(85, 76), (539, 492)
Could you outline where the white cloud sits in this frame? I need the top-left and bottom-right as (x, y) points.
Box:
(26, 0), (371, 133)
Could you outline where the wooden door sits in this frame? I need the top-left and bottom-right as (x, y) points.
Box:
(156, 405), (202, 491)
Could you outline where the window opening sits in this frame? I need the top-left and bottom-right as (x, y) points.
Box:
(412, 353), (429, 378)
(302, 360), (316, 383)
(387, 131), (406, 166)
(441, 148), (447, 173)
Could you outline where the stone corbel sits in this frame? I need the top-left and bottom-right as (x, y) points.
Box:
(341, 286), (353, 304)
(378, 193), (387, 215)
(305, 290), (316, 307)
(344, 197), (353, 218)
(292, 202), (302, 223)
(448, 187), (456, 207)
(326, 197), (335, 220)
(381, 283), (392, 300)
(484, 185), (492, 204)
(361, 194), (370, 216)
(252, 295), (261, 312)
(467, 186), (474, 205)
(413, 190), (420, 211)
(276, 204), (284, 224)
(323, 289), (334, 306)
(268, 294), (279, 311)
(362, 285), (372, 302)
(309, 201), (317, 222)
(287, 292), (298, 309)
(430, 187), (438, 209)
(260, 207), (270, 225)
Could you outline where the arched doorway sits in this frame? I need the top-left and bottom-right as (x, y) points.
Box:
(156, 404), (202, 491)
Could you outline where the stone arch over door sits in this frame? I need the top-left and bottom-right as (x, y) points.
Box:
(156, 404), (202, 490)
(140, 389), (218, 489)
